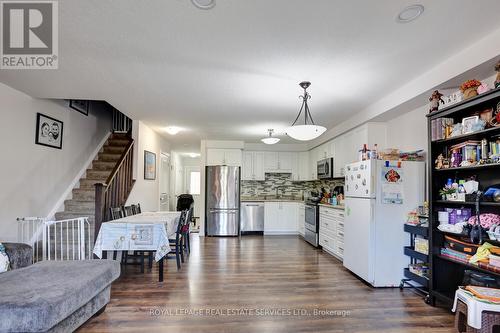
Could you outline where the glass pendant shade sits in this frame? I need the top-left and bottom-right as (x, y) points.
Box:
(261, 129), (280, 145)
(286, 124), (326, 141)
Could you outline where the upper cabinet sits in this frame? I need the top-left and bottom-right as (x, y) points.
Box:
(206, 148), (242, 166)
(242, 151), (265, 180)
(263, 152), (293, 172)
(317, 141), (334, 160)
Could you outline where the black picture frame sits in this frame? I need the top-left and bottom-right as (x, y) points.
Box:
(69, 100), (89, 116)
(35, 113), (64, 149)
(144, 150), (156, 180)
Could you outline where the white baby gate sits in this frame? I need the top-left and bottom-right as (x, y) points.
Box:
(17, 217), (92, 261)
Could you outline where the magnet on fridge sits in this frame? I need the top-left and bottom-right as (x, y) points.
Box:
(385, 161), (389, 167)
(397, 161), (401, 168)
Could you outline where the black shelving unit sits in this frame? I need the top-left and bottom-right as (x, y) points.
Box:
(426, 87), (500, 307)
(400, 223), (429, 298)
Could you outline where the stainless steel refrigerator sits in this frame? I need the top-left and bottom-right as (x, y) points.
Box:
(206, 166), (240, 236)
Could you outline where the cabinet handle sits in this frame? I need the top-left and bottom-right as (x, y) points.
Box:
(323, 239), (328, 243)
(324, 223), (329, 226)
(338, 232), (344, 237)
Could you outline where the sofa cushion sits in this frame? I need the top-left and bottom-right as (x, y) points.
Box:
(0, 260), (120, 332)
(3, 242), (32, 269)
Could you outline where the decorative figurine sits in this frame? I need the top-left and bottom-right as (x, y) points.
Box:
(460, 79), (482, 99)
(435, 154), (444, 169)
(429, 90), (444, 113)
(442, 158), (450, 169)
(495, 61), (500, 89)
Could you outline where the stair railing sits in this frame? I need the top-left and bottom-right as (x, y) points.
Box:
(94, 139), (135, 241)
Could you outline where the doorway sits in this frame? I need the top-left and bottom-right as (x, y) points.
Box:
(184, 166), (201, 222)
(159, 153), (171, 211)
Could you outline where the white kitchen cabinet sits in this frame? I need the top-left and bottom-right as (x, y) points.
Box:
(242, 151), (265, 180)
(317, 142), (334, 160)
(309, 148), (318, 180)
(242, 152), (253, 180)
(319, 206), (345, 260)
(264, 201), (300, 235)
(298, 203), (305, 236)
(263, 152), (294, 173)
(253, 152), (265, 180)
(292, 151), (309, 181)
(206, 148), (242, 166)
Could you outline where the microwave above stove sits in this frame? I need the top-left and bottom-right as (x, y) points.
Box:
(317, 158), (334, 179)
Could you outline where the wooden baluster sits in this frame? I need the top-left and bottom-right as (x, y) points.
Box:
(94, 183), (106, 247)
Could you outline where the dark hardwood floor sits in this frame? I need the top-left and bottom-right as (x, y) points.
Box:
(81, 235), (454, 333)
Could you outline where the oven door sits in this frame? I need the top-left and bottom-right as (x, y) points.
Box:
(305, 204), (317, 232)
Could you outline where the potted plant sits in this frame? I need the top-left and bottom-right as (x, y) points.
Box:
(460, 79), (482, 100)
(439, 187), (456, 201)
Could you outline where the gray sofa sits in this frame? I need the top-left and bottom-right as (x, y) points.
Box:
(0, 243), (120, 332)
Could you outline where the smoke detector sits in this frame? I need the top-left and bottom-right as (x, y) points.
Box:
(191, 0), (216, 10)
(396, 5), (424, 23)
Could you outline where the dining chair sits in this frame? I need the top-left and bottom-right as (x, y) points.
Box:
(166, 210), (188, 270)
(122, 205), (134, 217)
(135, 203), (142, 214)
(109, 207), (124, 220)
(182, 206), (193, 255)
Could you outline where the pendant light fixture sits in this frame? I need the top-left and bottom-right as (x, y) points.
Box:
(286, 81), (326, 141)
(261, 129), (280, 145)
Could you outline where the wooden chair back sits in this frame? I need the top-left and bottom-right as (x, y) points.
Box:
(123, 205), (134, 217)
(109, 207), (124, 220)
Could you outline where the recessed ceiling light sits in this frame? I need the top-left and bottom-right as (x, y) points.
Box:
(396, 4), (424, 23)
(191, 0), (215, 10)
(165, 126), (183, 135)
(188, 153), (200, 158)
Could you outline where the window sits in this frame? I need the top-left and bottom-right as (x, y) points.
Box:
(189, 171), (200, 195)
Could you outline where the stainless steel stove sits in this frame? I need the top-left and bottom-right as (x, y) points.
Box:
(304, 200), (320, 247)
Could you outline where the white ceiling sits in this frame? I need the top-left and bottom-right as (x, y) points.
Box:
(2, 0), (500, 152)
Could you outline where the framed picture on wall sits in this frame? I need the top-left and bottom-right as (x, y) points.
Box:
(35, 113), (64, 149)
(144, 150), (156, 180)
(69, 100), (90, 116)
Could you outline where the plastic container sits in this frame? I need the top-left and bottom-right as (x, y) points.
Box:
(489, 254), (500, 268)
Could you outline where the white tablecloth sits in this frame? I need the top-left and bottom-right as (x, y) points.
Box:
(452, 288), (500, 329)
(93, 212), (181, 262)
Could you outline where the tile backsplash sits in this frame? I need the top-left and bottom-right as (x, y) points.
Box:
(241, 173), (344, 198)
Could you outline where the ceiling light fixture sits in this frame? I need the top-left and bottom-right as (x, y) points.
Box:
(261, 129), (280, 145)
(165, 126), (182, 135)
(286, 81), (326, 141)
(396, 4), (424, 23)
(188, 153), (200, 158)
(191, 0), (216, 10)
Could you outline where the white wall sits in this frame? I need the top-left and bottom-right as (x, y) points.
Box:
(126, 121), (171, 212)
(0, 83), (111, 241)
(385, 105), (428, 153)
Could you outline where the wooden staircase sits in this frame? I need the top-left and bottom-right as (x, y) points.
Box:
(55, 133), (133, 240)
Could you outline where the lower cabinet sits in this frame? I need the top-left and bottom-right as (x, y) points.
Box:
(298, 203), (305, 236)
(264, 202), (300, 235)
(319, 206), (344, 260)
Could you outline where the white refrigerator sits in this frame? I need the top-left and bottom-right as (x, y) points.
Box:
(343, 160), (425, 287)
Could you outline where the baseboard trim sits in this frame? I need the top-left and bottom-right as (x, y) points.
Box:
(46, 132), (112, 220)
(263, 231), (299, 236)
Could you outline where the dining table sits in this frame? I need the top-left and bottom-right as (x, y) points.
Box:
(93, 211), (182, 281)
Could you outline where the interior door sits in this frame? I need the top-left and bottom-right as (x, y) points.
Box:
(343, 196), (374, 284)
